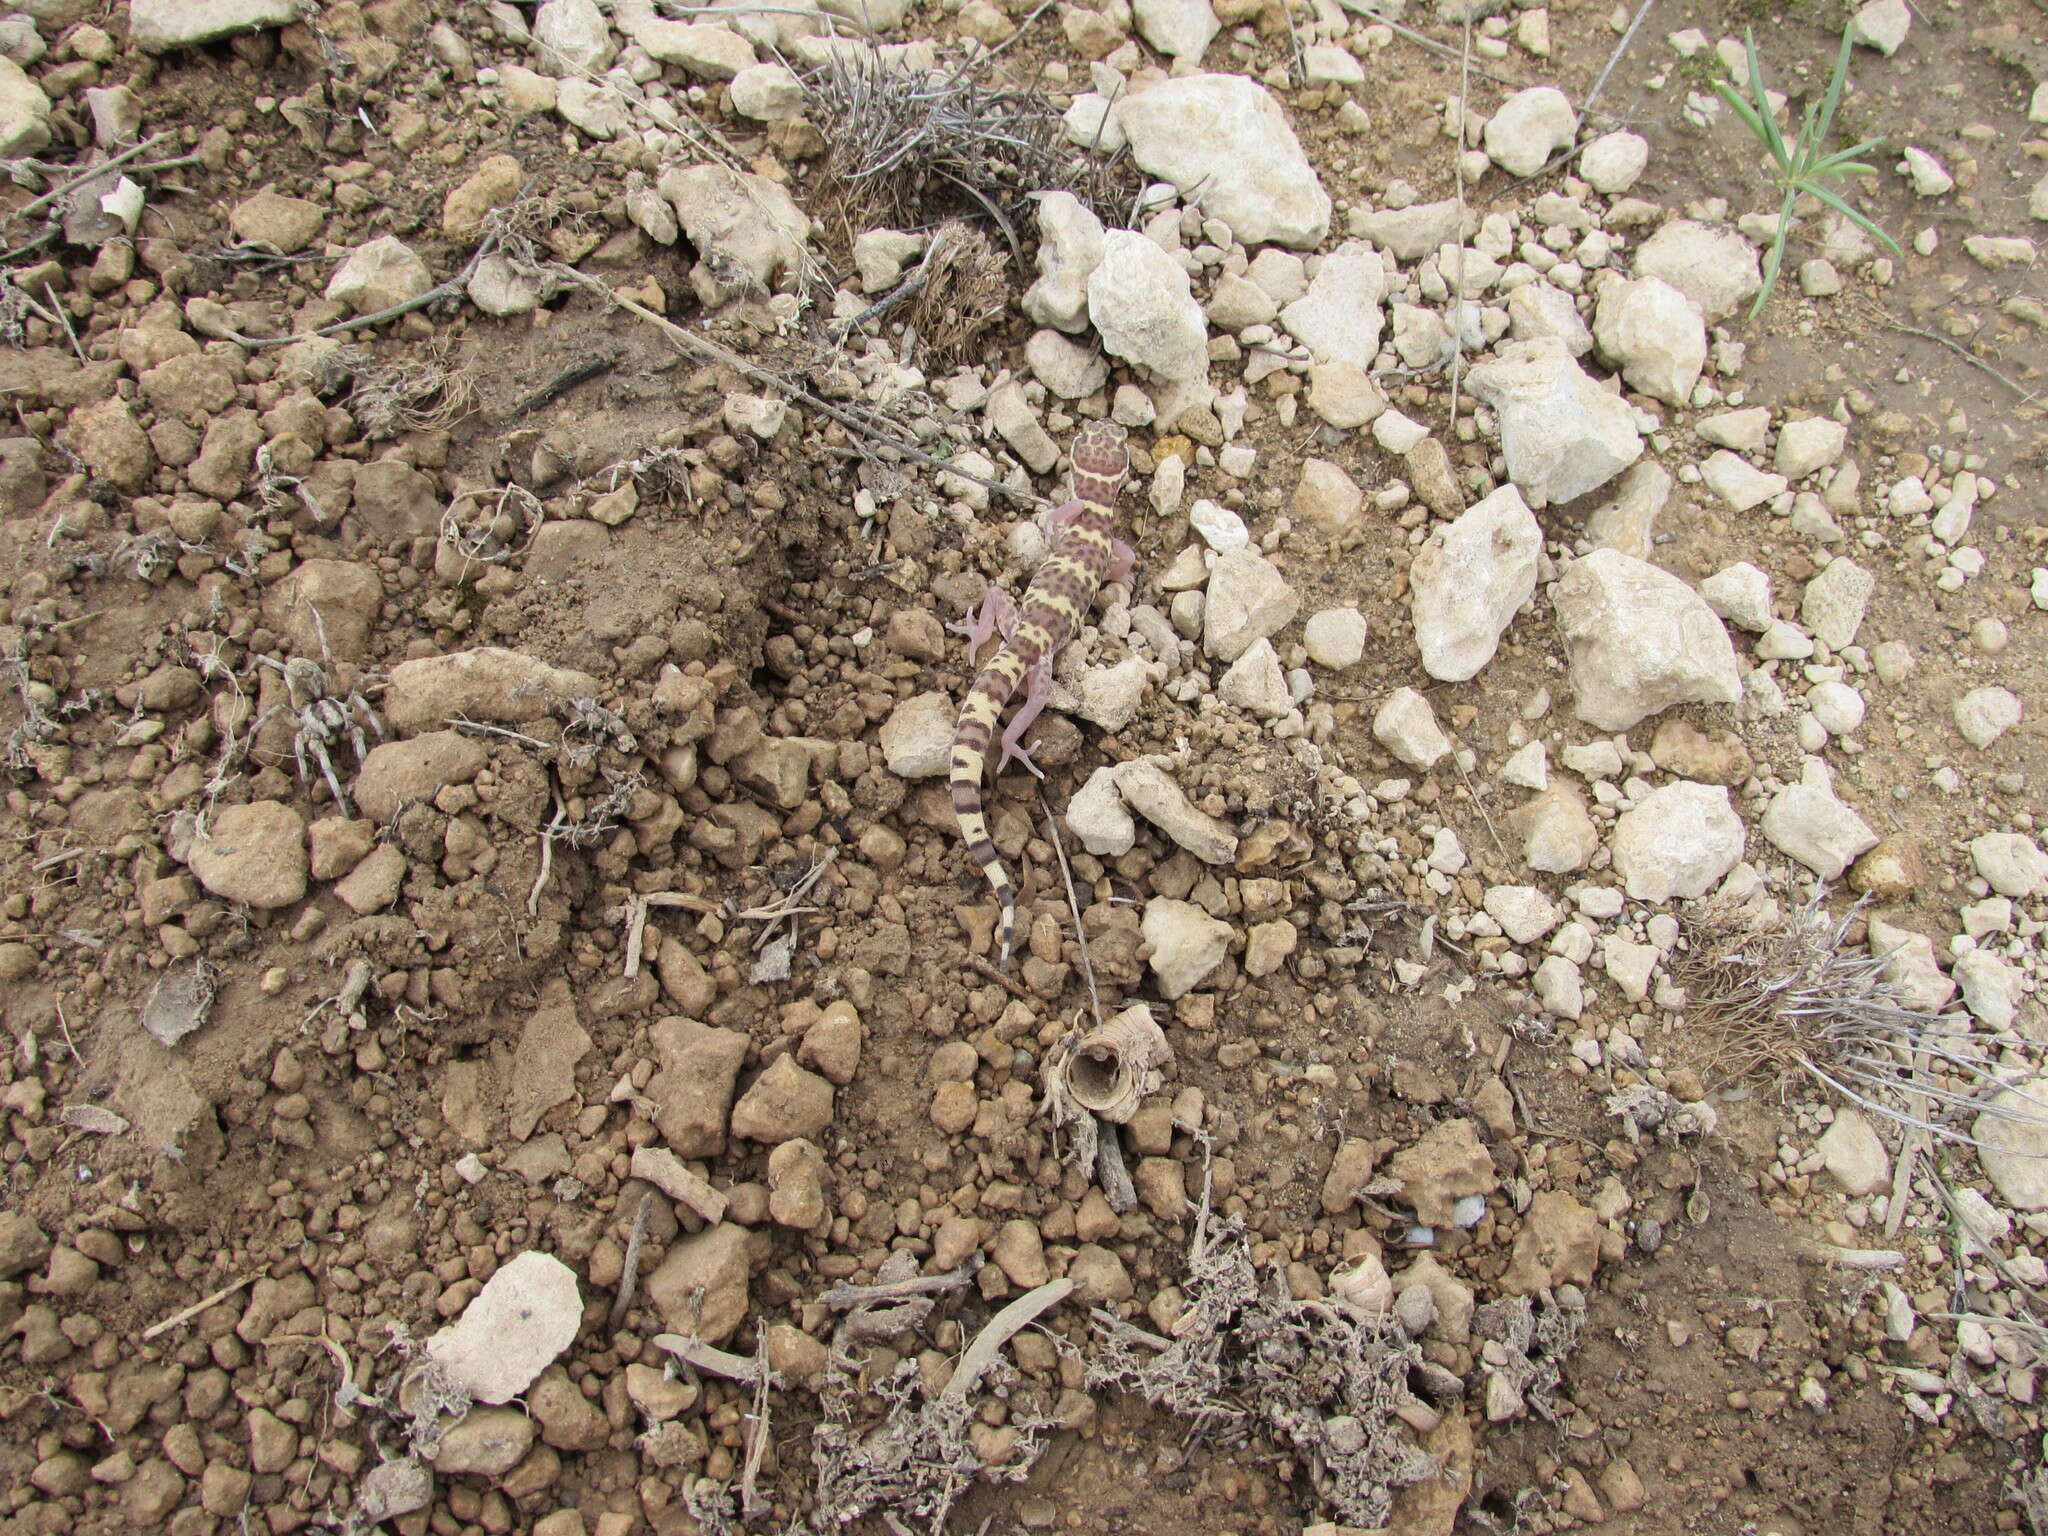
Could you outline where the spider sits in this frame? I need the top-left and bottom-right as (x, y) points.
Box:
(256, 655), (383, 818)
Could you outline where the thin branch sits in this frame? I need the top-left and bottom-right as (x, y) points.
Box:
(1039, 788), (1102, 1032)
(3, 132), (172, 226)
(553, 265), (1048, 507)
(1582, 0), (1656, 118)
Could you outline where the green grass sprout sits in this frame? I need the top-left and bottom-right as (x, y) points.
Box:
(1714, 25), (1901, 319)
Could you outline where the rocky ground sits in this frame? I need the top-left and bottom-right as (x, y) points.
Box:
(0, 0), (2046, 1532)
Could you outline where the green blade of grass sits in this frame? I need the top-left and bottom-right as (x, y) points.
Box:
(1805, 182), (1903, 253)
(1813, 25), (1856, 147)
(1742, 30), (1791, 167)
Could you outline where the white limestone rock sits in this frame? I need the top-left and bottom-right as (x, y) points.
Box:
(1202, 549), (1298, 662)
(1484, 86), (1578, 178)
(1609, 781), (1745, 901)
(1373, 687), (1451, 771)
(1466, 338), (1643, 507)
(1131, 0), (1217, 60)
(1551, 549), (1741, 730)
(1954, 686), (2022, 749)
(1218, 638), (1291, 719)
(1954, 948), (2025, 1031)
(1700, 450), (1787, 512)
(1022, 192), (1106, 334)
(878, 692), (954, 778)
(1143, 897), (1233, 998)
(1087, 229), (1209, 381)
(1970, 833), (2048, 899)
(1116, 74), (1330, 248)
(1816, 1108), (1890, 1196)
(1699, 562), (1774, 632)
(1279, 241), (1386, 369)
(1634, 218), (1763, 322)
(1761, 757), (1878, 879)
(1408, 484), (1541, 682)
(1800, 558), (1875, 650)
(1775, 417), (1848, 479)
(1115, 757), (1238, 863)
(1580, 130), (1649, 194)
(1303, 607), (1367, 669)
(1067, 766), (1136, 856)
(1592, 275), (1705, 406)
(427, 1252), (582, 1405)
(1976, 1077), (2048, 1210)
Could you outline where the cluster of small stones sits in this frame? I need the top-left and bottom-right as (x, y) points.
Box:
(0, 0), (2041, 1532)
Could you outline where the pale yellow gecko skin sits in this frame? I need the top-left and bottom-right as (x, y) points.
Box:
(951, 422), (1134, 963)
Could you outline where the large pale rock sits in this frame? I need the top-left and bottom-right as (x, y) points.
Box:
(878, 692), (954, 778)
(1954, 686), (2022, 750)
(1115, 758), (1237, 863)
(384, 647), (601, 733)
(0, 56), (48, 156)
(1634, 219), (1763, 322)
(1279, 241), (1384, 369)
(1349, 198), (1466, 261)
(1022, 192), (1106, 333)
(1593, 275), (1704, 406)
(1975, 1078), (2048, 1210)
(1202, 549), (1297, 662)
(657, 163), (808, 306)
(1551, 550), (1740, 730)
(426, 1252), (581, 1404)
(1142, 898), (1232, 998)
(1955, 949), (2025, 1031)
(1484, 86), (1578, 178)
(533, 0), (617, 73)
(187, 800), (307, 910)
(1609, 782), (1743, 901)
(1761, 758), (1878, 880)
(129, 0), (297, 53)
(1584, 461), (1672, 561)
(1116, 74), (1330, 248)
(1409, 484), (1541, 682)
(1374, 687), (1450, 771)
(325, 237), (432, 317)
(1086, 230), (1208, 381)
(1131, 0), (1216, 59)
(1466, 337), (1642, 507)
(1971, 833), (2048, 899)
(1514, 783), (1599, 873)
(1868, 916), (1956, 1013)
(1507, 280), (1594, 355)
(1799, 558), (1874, 650)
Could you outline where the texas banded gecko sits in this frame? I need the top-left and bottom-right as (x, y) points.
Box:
(950, 421), (1136, 964)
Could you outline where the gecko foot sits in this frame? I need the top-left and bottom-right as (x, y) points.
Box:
(948, 587), (1018, 653)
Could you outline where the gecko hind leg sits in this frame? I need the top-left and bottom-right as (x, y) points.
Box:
(1108, 537), (1137, 585)
(948, 587), (1019, 653)
(994, 659), (1054, 779)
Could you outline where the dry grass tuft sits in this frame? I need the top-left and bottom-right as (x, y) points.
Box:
(1675, 891), (2046, 1149)
(336, 341), (477, 440)
(906, 221), (1010, 367)
(804, 48), (1138, 237)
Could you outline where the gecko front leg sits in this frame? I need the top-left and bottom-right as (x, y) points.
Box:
(949, 587), (1019, 654)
